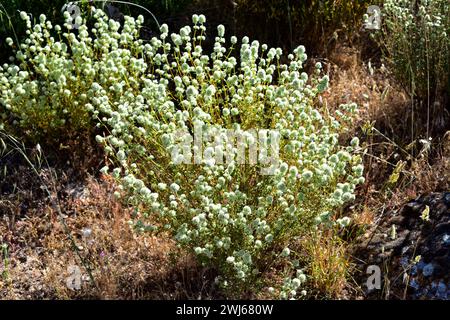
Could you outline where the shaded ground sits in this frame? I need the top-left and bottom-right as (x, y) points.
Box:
(0, 161), (221, 299)
(353, 186), (450, 300)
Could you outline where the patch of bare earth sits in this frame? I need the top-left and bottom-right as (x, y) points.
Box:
(0, 171), (221, 299)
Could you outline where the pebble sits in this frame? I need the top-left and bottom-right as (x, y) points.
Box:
(442, 234), (450, 246)
(400, 257), (409, 267)
(437, 281), (447, 294)
(409, 278), (420, 290)
(410, 265), (418, 276)
(444, 192), (450, 205)
(422, 263), (434, 277)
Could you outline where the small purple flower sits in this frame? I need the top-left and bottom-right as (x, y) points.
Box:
(81, 227), (92, 239)
(436, 281), (447, 300)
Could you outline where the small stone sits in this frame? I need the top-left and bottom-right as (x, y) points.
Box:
(437, 281), (447, 294)
(444, 192), (450, 205)
(422, 263), (434, 277)
(400, 257), (409, 267)
(409, 278), (420, 291)
(442, 234), (450, 246)
(410, 265), (418, 276)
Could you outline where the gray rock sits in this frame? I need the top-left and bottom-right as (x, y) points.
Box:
(423, 263), (434, 277)
(443, 234), (450, 246)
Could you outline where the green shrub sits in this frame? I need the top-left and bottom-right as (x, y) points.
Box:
(0, 1), (193, 142)
(0, 0), (194, 64)
(89, 11), (364, 297)
(0, 9), (364, 298)
(0, 11), (94, 142)
(0, 0), (71, 63)
(380, 0), (449, 103)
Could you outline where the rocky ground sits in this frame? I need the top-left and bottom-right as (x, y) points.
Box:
(355, 192), (450, 300)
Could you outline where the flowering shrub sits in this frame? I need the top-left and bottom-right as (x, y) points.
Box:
(0, 0), (193, 141)
(0, 9), (364, 298)
(0, 11), (96, 141)
(381, 0), (449, 101)
(0, 1), (194, 63)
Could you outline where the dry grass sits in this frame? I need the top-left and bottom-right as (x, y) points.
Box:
(322, 41), (449, 203)
(0, 171), (222, 299)
(307, 41), (449, 299)
(302, 231), (351, 299)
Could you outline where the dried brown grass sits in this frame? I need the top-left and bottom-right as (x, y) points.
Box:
(0, 173), (221, 299)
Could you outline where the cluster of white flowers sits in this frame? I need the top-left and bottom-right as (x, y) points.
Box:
(279, 269), (307, 299)
(381, 0), (449, 99)
(384, 0), (448, 30)
(0, 9), (364, 297)
(0, 12), (96, 137)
